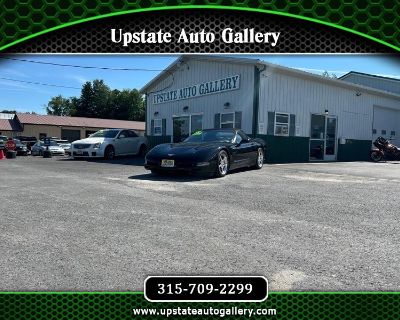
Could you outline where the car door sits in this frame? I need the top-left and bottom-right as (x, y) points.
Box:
(231, 131), (257, 168)
(114, 130), (129, 155)
(126, 130), (140, 154)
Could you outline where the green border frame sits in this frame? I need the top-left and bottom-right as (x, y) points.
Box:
(0, 6), (398, 52)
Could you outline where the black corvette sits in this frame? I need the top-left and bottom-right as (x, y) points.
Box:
(144, 129), (266, 177)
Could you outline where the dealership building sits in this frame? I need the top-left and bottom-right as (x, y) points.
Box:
(141, 55), (400, 163)
(0, 113), (145, 141)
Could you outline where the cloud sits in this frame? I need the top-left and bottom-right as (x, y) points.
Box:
(1, 68), (30, 78)
(69, 75), (88, 85)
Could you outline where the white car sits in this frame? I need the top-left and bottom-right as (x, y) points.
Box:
(31, 141), (66, 156)
(71, 129), (148, 159)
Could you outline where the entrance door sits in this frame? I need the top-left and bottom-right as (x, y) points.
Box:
(309, 114), (337, 161)
(173, 116), (190, 143)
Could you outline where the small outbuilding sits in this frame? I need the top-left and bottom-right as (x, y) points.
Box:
(0, 113), (145, 142)
(141, 55), (400, 163)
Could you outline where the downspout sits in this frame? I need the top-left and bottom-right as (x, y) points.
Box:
(144, 93), (148, 136)
(252, 64), (265, 137)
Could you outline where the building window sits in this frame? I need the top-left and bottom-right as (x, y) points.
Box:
(391, 131), (396, 136)
(154, 119), (162, 136)
(220, 112), (235, 128)
(372, 129), (377, 134)
(274, 112), (290, 136)
(381, 130), (386, 135)
(191, 114), (203, 134)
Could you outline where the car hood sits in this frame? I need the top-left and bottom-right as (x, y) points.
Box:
(148, 142), (227, 159)
(72, 137), (106, 144)
(48, 146), (64, 151)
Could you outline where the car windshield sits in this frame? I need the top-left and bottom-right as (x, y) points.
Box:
(89, 130), (119, 138)
(184, 130), (235, 143)
(40, 141), (59, 147)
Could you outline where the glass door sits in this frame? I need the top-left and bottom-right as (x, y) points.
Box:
(325, 117), (337, 161)
(309, 114), (337, 161)
(173, 116), (190, 143)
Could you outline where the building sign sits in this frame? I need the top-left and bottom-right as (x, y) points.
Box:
(152, 75), (240, 105)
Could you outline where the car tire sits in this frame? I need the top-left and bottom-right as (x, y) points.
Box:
(215, 150), (229, 177)
(104, 145), (115, 160)
(151, 169), (163, 175)
(370, 150), (383, 162)
(138, 144), (148, 156)
(254, 148), (264, 169)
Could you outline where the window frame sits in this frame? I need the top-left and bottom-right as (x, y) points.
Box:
(220, 112), (235, 129)
(153, 119), (162, 136)
(274, 112), (290, 137)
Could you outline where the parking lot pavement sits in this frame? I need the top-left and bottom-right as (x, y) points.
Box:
(1, 156), (400, 291)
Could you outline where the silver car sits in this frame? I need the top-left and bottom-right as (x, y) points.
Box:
(31, 141), (66, 156)
(71, 129), (148, 159)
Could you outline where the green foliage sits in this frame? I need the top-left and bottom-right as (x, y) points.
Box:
(46, 80), (144, 121)
(46, 95), (74, 116)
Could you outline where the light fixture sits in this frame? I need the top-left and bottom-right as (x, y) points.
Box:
(183, 106), (189, 112)
(324, 109), (329, 115)
(154, 111), (159, 116)
(224, 102), (230, 108)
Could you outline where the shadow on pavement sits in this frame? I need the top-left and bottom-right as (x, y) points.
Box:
(128, 172), (213, 182)
(58, 156), (145, 166)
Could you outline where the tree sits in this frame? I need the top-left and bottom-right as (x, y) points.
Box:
(46, 80), (145, 121)
(46, 95), (73, 116)
(321, 70), (338, 79)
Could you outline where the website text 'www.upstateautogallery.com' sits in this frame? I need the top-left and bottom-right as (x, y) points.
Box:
(132, 306), (277, 317)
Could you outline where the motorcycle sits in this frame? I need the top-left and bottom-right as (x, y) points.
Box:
(370, 136), (400, 162)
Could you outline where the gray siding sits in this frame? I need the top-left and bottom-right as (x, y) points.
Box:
(259, 70), (400, 141)
(341, 73), (400, 95)
(145, 60), (255, 136)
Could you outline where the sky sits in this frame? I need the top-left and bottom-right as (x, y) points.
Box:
(1, 54), (400, 114)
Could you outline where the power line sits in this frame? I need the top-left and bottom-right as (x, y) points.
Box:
(0, 57), (166, 72)
(0, 77), (80, 89)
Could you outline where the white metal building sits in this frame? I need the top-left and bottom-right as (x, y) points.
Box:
(141, 56), (400, 163)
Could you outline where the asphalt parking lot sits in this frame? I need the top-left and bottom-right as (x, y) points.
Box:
(1, 155), (400, 291)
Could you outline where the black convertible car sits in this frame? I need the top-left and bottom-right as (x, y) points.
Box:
(144, 129), (266, 177)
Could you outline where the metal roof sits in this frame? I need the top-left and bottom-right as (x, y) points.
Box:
(140, 55), (400, 101)
(16, 113), (145, 131)
(0, 118), (22, 131)
(339, 71), (400, 82)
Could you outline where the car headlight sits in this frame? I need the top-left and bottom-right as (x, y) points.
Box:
(93, 143), (102, 149)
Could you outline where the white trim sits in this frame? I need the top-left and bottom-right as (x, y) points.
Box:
(274, 112), (290, 136)
(220, 112), (235, 129)
(153, 119), (162, 136)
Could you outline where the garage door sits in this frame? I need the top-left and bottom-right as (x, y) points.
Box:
(61, 129), (81, 142)
(373, 106), (400, 145)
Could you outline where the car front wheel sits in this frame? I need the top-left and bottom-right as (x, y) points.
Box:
(216, 150), (229, 177)
(104, 145), (115, 160)
(254, 148), (264, 169)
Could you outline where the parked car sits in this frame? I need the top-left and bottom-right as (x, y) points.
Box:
(31, 141), (65, 156)
(70, 129), (148, 159)
(54, 139), (71, 155)
(0, 135), (7, 150)
(145, 128), (266, 177)
(13, 136), (37, 150)
(12, 139), (29, 156)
